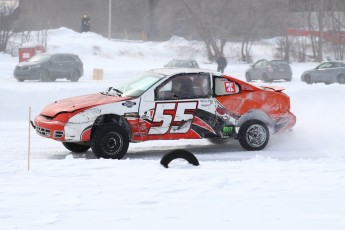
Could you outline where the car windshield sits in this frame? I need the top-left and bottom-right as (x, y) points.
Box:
(28, 54), (52, 62)
(104, 72), (165, 97)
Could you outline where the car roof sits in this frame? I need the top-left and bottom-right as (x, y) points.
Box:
(325, 61), (344, 64)
(169, 59), (197, 62)
(150, 68), (219, 76)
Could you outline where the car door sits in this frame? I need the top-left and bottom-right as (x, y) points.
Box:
(48, 55), (63, 78)
(138, 73), (216, 141)
(314, 62), (332, 81)
(251, 60), (264, 79)
(60, 55), (75, 77)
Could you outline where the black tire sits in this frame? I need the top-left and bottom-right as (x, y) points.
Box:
(17, 78), (24, 82)
(207, 138), (231, 145)
(304, 74), (312, 84)
(238, 120), (269, 151)
(40, 70), (51, 82)
(62, 142), (90, 153)
(91, 124), (129, 159)
(337, 74), (345, 84)
(70, 70), (80, 82)
(160, 149), (199, 168)
(245, 73), (251, 82)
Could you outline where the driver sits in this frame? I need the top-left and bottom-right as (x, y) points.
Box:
(172, 76), (194, 98)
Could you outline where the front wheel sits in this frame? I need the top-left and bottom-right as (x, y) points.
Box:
(40, 70), (51, 82)
(304, 74), (312, 84)
(62, 142), (90, 153)
(245, 73), (251, 82)
(238, 120), (269, 151)
(91, 124), (129, 159)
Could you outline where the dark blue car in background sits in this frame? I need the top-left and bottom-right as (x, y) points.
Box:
(14, 53), (84, 82)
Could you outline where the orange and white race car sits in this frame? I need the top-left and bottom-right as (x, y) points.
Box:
(34, 68), (296, 159)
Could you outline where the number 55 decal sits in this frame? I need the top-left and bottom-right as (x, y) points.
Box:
(148, 102), (198, 135)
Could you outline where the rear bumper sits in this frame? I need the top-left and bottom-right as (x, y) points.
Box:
(270, 71), (292, 79)
(274, 111), (296, 133)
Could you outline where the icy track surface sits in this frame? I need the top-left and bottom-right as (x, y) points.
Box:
(1, 28), (345, 230)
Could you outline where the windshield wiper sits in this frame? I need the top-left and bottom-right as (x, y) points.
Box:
(102, 87), (123, 96)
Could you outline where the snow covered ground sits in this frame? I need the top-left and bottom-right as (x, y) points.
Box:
(1, 28), (345, 230)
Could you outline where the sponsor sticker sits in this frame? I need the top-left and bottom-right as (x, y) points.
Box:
(224, 82), (236, 93)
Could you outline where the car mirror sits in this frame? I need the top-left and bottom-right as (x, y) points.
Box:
(250, 64), (254, 68)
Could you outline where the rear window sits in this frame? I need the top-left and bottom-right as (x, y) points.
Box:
(271, 60), (289, 65)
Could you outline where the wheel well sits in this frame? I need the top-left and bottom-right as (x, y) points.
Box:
(73, 69), (80, 75)
(91, 114), (132, 140)
(236, 110), (275, 133)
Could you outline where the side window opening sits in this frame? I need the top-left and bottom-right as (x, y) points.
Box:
(155, 73), (211, 100)
(214, 77), (240, 96)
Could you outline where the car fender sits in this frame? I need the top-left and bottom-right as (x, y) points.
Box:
(236, 109), (274, 132)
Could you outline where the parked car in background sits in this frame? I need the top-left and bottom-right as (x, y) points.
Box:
(13, 53), (84, 82)
(301, 61), (345, 84)
(245, 59), (292, 82)
(33, 68), (296, 159)
(164, 59), (200, 68)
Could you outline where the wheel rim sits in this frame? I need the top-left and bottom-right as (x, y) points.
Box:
(245, 124), (267, 148)
(102, 131), (123, 155)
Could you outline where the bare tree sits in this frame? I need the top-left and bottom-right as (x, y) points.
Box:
(0, 0), (19, 52)
(178, 0), (233, 61)
(329, 0), (345, 60)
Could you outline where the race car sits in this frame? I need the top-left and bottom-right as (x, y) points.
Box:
(33, 68), (296, 159)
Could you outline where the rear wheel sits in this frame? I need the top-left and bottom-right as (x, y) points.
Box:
(337, 74), (345, 84)
(238, 120), (269, 151)
(62, 142), (90, 153)
(91, 124), (129, 159)
(70, 70), (80, 82)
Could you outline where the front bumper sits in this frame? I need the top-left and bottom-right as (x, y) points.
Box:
(34, 115), (66, 141)
(14, 68), (41, 80)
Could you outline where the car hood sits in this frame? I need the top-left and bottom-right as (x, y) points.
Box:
(18, 61), (43, 67)
(302, 69), (315, 75)
(41, 93), (131, 117)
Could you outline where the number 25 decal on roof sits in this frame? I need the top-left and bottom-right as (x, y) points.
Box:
(224, 81), (236, 93)
(148, 102), (198, 135)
